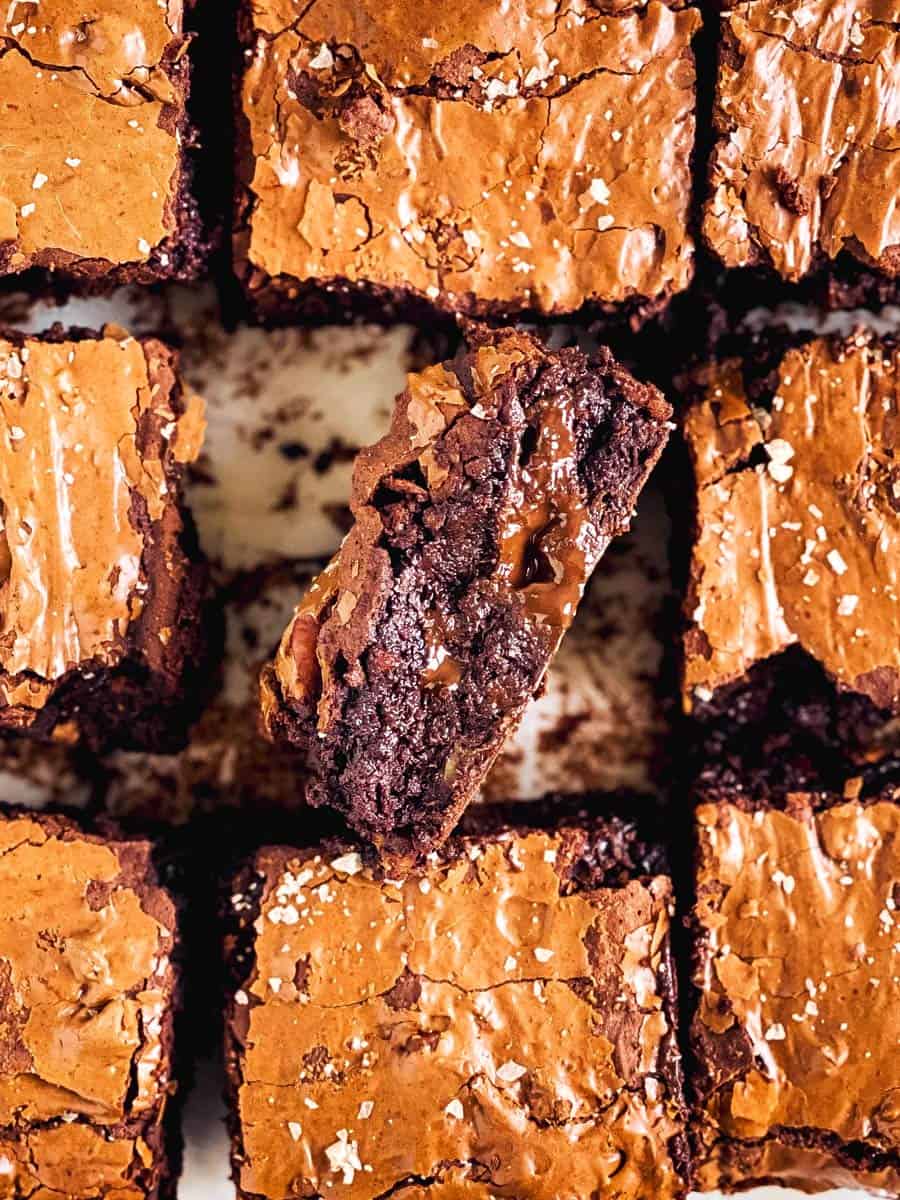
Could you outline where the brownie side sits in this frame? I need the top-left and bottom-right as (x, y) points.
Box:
(0, 809), (182, 1199)
(224, 812), (689, 1199)
(260, 324), (671, 863)
(233, 0), (699, 324)
(687, 791), (900, 1193)
(702, 0), (900, 286)
(678, 329), (900, 790)
(0, 326), (211, 751)
(0, 4), (204, 285)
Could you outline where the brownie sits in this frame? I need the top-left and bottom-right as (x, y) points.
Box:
(234, 0), (700, 323)
(0, 325), (209, 751)
(0, 0), (202, 283)
(0, 810), (181, 1198)
(260, 324), (671, 863)
(225, 809), (689, 1199)
(689, 788), (900, 1193)
(703, 0), (900, 286)
(680, 329), (900, 786)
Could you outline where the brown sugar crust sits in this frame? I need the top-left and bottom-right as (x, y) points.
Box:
(704, 0), (900, 282)
(0, 0), (202, 283)
(235, 0), (699, 321)
(690, 794), (900, 1192)
(0, 810), (180, 1199)
(259, 325), (671, 864)
(0, 325), (208, 750)
(225, 818), (689, 1199)
(682, 332), (900, 717)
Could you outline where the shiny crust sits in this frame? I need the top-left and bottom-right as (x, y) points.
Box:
(703, 0), (900, 282)
(260, 324), (671, 864)
(0, 0), (203, 283)
(234, 0), (699, 321)
(682, 331), (900, 718)
(0, 810), (181, 1199)
(689, 793), (900, 1193)
(225, 815), (689, 1200)
(0, 324), (208, 751)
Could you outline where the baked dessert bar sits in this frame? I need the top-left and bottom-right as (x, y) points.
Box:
(225, 807), (689, 1199)
(0, 810), (182, 1198)
(260, 324), (671, 862)
(235, 0), (699, 322)
(0, 325), (208, 750)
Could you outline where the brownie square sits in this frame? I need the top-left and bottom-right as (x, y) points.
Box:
(0, 1), (201, 282)
(681, 330), (900, 785)
(689, 789), (900, 1193)
(0, 811), (181, 1198)
(260, 324), (671, 863)
(704, 0), (900, 285)
(234, 0), (700, 322)
(0, 325), (208, 750)
(225, 810), (689, 1199)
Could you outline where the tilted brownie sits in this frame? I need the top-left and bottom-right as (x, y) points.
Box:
(0, 811), (181, 1198)
(225, 809), (689, 1199)
(689, 788), (900, 1193)
(0, 325), (208, 750)
(0, 0), (201, 282)
(704, 0), (900, 286)
(681, 330), (900, 784)
(235, 0), (700, 322)
(260, 325), (671, 862)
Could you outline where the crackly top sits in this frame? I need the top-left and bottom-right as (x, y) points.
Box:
(692, 795), (900, 1175)
(0, 0), (188, 274)
(683, 333), (900, 714)
(0, 813), (176, 1129)
(239, 0), (699, 315)
(259, 326), (670, 860)
(704, 0), (900, 280)
(229, 824), (686, 1200)
(0, 328), (203, 715)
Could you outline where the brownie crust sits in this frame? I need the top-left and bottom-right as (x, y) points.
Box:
(234, 0), (699, 323)
(689, 791), (900, 1194)
(225, 811), (689, 1199)
(0, 325), (209, 751)
(0, 0), (203, 284)
(0, 810), (181, 1199)
(260, 324), (671, 863)
(703, 0), (900, 285)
